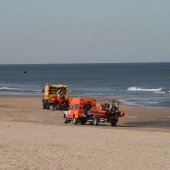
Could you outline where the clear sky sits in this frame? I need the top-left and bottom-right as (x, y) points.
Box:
(0, 0), (170, 64)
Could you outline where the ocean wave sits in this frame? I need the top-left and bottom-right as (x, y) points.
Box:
(128, 87), (162, 92)
(85, 92), (103, 95)
(0, 87), (19, 90)
(0, 86), (42, 93)
(127, 87), (170, 94)
(154, 91), (165, 94)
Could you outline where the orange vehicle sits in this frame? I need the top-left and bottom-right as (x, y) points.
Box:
(63, 97), (96, 124)
(90, 101), (125, 126)
(42, 83), (69, 110)
(64, 98), (124, 126)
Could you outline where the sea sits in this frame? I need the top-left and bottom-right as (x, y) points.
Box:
(0, 63), (170, 108)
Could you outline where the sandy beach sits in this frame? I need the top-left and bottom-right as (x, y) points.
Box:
(0, 96), (170, 170)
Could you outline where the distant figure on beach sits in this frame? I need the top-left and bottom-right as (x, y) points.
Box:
(110, 101), (116, 112)
(103, 101), (110, 110)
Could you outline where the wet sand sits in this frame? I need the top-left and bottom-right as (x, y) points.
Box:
(0, 96), (170, 170)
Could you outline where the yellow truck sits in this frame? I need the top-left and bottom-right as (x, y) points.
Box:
(42, 83), (69, 110)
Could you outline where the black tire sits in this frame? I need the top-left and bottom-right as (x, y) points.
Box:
(111, 118), (118, 126)
(73, 117), (78, 124)
(64, 116), (68, 124)
(94, 118), (99, 126)
(52, 105), (56, 111)
(55, 104), (59, 110)
(43, 103), (46, 109)
(80, 119), (86, 125)
(46, 104), (50, 110)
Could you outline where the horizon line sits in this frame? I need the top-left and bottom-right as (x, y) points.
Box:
(0, 61), (170, 65)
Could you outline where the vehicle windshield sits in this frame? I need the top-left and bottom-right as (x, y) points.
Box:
(49, 87), (66, 95)
(84, 103), (92, 110)
(74, 104), (79, 110)
(69, 104), (79, 110)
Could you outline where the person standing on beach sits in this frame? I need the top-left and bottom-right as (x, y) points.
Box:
(110, 101), (116, 113)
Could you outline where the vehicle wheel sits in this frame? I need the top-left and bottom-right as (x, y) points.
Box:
(64, 116), (68, 124)
(46, 104), (50, 110)
(56, 104), (59, 110)
(73, 117), (78, 124)
(43, 103), (46, 109)
(94, 118), (99, 126)
(80, 119), (86, 125)
(52, 105), (56, 111)
(111, 118), (118, 126)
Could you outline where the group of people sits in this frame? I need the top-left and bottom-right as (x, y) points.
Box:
(101, 101), (117, 113)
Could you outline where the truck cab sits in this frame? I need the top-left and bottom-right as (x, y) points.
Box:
(64, 97), (96, 124)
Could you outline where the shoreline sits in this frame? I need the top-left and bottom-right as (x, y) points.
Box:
(0, 94), (170, 109)
(0, 95), (170, 132)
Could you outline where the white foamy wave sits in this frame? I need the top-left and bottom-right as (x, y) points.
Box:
(147, 101), (159, 104)
(155, 91), (165, 94)
(0, 86), (42, 93)
(34, 90), (42, 92)
(127, 87), (162, 92)
(86, 92), (103, 95)
(0, 87), (20, 90)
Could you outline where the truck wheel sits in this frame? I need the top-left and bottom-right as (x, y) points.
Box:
(46, 104), (50, 110)
(73, 117), (78, 124)
(52, 105), (56, 111)
(94, 118), (99, 126)
(111, 118), (118, 126)
(43, 103), (46, 109)
(80, 119), (86, 125)
(64, 117), (68, 124)
(56, 104), (59, 110)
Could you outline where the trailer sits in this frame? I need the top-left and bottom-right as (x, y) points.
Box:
(63, 98), (124, 126)
(90, 105), (124, 126)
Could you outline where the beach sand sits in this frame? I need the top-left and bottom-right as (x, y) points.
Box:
(0, 96), (170, 170)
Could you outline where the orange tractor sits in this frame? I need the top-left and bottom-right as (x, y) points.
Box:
(63, 97), (124, 126)
(42, 84), (69, 111)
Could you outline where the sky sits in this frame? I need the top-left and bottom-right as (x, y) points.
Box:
(0, 0), (170, 64)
